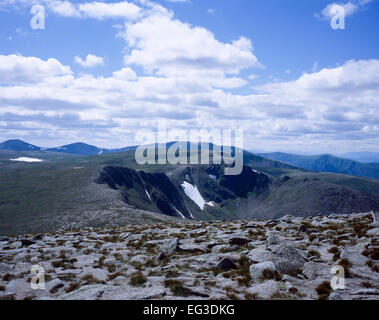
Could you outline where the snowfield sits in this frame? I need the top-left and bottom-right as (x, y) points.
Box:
(181, 181), (214, 210)
(10, 157), (43, 163)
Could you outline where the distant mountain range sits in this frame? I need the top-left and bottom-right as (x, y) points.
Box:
(1, 139), (379, 181)
(0, 139), (137, 156)
(341, 152), (379, 164)
(0, 139), (41, 152)
(260, 152), (379, 180)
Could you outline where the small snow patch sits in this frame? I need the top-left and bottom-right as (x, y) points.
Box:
(10, 157), (43, 163)
(181, 181), (214, 210)
(173, 206), (186, 220)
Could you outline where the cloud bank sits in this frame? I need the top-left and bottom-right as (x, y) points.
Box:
(0, 0), (378, 153)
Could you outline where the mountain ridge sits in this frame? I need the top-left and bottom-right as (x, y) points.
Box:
(259, 152), (379, 180)
(0, 139), (138, 156)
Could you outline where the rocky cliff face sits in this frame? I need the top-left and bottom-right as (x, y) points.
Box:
(95, 165), (379, 222)
(95, 166), (193, 219)
(208, 165), (269, 198)
(95, 164), (271, 221)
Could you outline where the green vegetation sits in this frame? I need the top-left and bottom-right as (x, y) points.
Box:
(129, 271), (147, 287)
(315, 281), (332, 300)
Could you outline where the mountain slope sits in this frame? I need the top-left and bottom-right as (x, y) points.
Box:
(0, 139), (41, 151)
(260, 152), (379, 180)
(246, 174), (379, 220)
(47, 142), (139, 156)
(95, 163), (271, 221)
(47, 142), (103, 156)
(95, 166), (193, 219)
(1, 148), (379, 235)
(0, 139), (138, 156)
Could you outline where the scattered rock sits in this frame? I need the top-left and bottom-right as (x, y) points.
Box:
(279, 215), (293, 223)
(367, 228), (379, 236)
(211, 245), (229, 253)
(173, 286), (209, 298)
(33, 234), (44, 241)
(248, 248), (274, 263)
(371, 211), (379, 227)
(1, 212), (378, 300)
(179, 244), (205, 254)
(250, 261), (276, 280)
(20, 239), (36, 247)
(159, 238), (180, 255)
(207, 243), (221, 249)
(30, 256), (39, 264)
(46, 279), (65, 293)
(216, 257), (237, 271)
(272, 243), (307, 268)
(274, 259), (301, 275)
(340, 245), (368, 267)
(350, 289), (379, 296)
(303, 262), (327, 280)
(5, 279), (36, 299)
(267, 234), (282, 245)
(246, 280), (281, 299)
(155, 252), (167, 261)
(229, 237), (252, 246)
(130, 255), (147, 266)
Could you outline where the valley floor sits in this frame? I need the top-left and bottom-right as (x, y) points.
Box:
(0, 212), (378, 300)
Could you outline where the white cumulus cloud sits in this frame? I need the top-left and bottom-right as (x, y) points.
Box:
(121, 7), (260, 88)
(74, 54), (104, 68)
(0, 54), (72, 84)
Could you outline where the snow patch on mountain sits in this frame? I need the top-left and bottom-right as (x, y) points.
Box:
(181, 181), (214, 210)
(10, 157), (43, 163)
(173, 206), (186, 219)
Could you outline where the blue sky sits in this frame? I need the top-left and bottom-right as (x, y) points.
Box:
(0, 0), (378, 153)
(166, 0), (379, 85)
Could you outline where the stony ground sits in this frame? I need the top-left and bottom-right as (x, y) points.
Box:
(0, 212), (378, 300)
